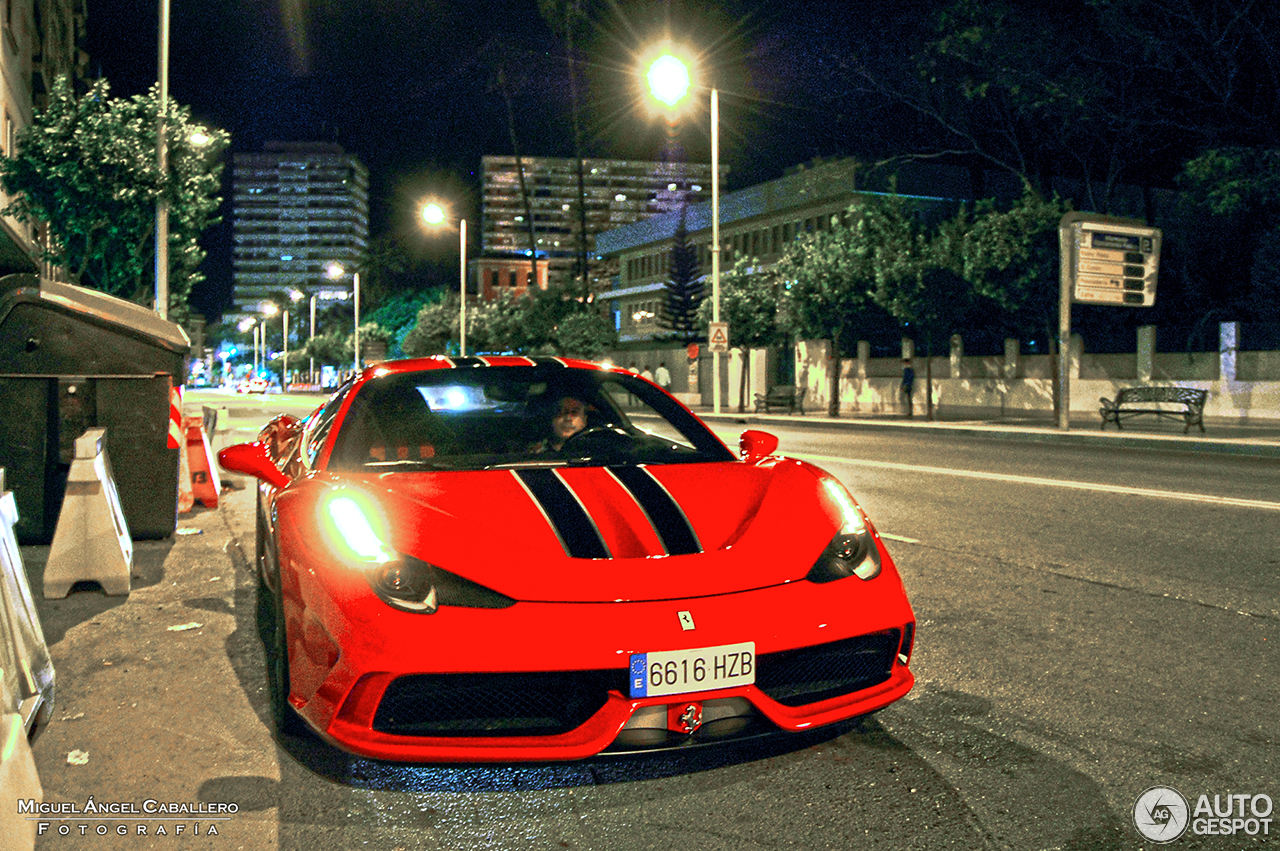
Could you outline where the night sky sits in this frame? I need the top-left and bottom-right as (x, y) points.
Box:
(82, 0), (896, 320)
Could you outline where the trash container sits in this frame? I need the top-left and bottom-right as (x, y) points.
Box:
(0, 274), (190, 543)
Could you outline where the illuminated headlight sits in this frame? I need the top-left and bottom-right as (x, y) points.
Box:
(806, 479), (882, 583)
(320, 490), (514, 613)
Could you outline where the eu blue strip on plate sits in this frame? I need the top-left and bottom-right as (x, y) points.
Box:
(629, 654), (648, 698)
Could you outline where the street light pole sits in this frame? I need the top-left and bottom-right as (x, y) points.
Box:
(353, 272), (361, 372)
(711, 87), (721, 415)
(459, 219), (468, 357)
(282, 308), (289, 392)
(309, 294), (317, 383)
(154, 0), (170, 319)
(421, 203), (468, 357)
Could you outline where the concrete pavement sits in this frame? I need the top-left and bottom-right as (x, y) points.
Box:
(12, 402), (1280, 848)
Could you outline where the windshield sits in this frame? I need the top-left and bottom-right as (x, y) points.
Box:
(326, 366), (734, 472)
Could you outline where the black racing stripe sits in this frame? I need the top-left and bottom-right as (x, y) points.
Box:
(515, 469), (610, 559)
(450, 356), (484, 368)
(609, 466), (701, 555)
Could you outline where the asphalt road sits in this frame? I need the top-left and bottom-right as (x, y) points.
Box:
(18, 392), (1279, 850)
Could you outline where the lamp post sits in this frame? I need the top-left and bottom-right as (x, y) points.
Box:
(154, 0), (170, 319)
(326, 264), (362, 373)
(309, 293), (317, 384)
(422, 203), (468, 356)
(645, 49), (721, 413)
(262, 303), (280, 388)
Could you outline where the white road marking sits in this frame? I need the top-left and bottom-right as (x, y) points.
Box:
(879, 532), (921, 544)
(796, 453), (1280, 512)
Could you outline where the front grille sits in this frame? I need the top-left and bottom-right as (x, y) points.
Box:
(756, 631), (900, 707)
(373, 670), (627, 737)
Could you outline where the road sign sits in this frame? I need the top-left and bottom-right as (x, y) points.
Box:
(686, 343), (699, 360)
(708, 322), (729, 353)
(1067, 219), (1161, 306)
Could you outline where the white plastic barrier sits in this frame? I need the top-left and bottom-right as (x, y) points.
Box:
(1, 468), (49, 851)
(0, 696), (41, 851)
(0, 469), (55, 727)
(43, 429), (133, 598)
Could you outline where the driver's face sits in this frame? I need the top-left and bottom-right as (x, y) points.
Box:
(552, 397), (587, 441)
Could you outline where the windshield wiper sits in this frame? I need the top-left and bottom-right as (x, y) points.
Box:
(482, 458), (568, 470)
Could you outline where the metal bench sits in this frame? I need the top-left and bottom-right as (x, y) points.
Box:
(1099, 386), (1208, 433)
(754, 385), (806, 414)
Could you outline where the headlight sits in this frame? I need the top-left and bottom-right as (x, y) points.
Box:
(320, 490), (515, 613)
(806, 479), (882, 583)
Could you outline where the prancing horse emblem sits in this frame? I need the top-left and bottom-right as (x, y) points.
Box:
(678, 611), (695, 630)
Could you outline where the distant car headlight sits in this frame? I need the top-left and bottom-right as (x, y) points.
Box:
(319, 490), (515, 613)
(806, 479), (882, 583)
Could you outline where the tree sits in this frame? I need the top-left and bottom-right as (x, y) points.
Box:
(553, 310), (614, 359)
(0, 76), (228, 313)
(959, 189), (1068, 346)
(401, 296), (461, 357)
(775, 207), (884, 417)
(870, 196), (977, 420)
(697, 254), (784, 411)
(660, 206), (705, 342)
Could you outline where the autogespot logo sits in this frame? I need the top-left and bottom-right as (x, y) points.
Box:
(1134, 786), (1190, 843)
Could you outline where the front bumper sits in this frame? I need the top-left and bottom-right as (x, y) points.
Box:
(283, 568), (915, 762)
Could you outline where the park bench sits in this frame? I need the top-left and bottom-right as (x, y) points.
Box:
(754, 385), (806, 415)
(1098, 386), (1208, 433)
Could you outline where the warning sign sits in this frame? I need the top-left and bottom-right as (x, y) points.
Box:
(708, 322), (730, 353)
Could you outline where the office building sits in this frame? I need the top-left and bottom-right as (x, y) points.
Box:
(595, 158), (967, 342)
(479, 155), (721, 296)
(231, 142), (369, 314)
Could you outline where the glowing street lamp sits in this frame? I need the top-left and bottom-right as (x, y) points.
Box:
(644, 47), (722, 413)
(327, 263), (361, 372)
(422, 202), (469, 357)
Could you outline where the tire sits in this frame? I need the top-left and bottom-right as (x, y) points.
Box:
(267, 583), (309, 738)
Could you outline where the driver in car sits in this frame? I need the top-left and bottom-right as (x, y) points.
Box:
(548, 396), (588, 451)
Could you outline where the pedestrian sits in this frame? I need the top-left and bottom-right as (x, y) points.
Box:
(654, 361), (671, 390)
(640, 364), (654, 383)
(901, 359), (915, 418)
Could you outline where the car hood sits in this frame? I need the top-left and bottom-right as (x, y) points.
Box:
(339, 460), (844, 603)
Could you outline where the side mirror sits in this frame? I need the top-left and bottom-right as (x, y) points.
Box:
(739, 429), (779, 462)
(217, 442), (291, 490)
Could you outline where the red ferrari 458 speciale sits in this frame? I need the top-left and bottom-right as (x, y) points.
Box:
(218, 356), (915, 762)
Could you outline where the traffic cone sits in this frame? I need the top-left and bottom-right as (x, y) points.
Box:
(184, 416), (221, 508)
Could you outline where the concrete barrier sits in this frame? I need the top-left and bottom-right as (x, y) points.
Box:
(43, 429), (133, 598)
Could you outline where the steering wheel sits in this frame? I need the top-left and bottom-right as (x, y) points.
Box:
(560, 425), (634, 455)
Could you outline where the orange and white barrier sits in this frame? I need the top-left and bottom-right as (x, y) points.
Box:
(43, 429), (133, 599)
(184, 415), (221, 508)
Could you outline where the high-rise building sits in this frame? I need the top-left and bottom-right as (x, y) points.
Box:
(479, 155), (722, 295)
(231, 142), (369, 315)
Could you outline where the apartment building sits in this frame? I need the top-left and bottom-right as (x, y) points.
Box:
(479, 155), (721, 297)
(0, 0), (88, 278)
(231, 141), (369, 314)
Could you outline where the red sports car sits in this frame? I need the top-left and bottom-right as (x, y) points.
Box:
(217, 356), (915, 762)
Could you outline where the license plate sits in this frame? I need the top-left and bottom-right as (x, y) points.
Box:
(628, 641), (756, 698)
